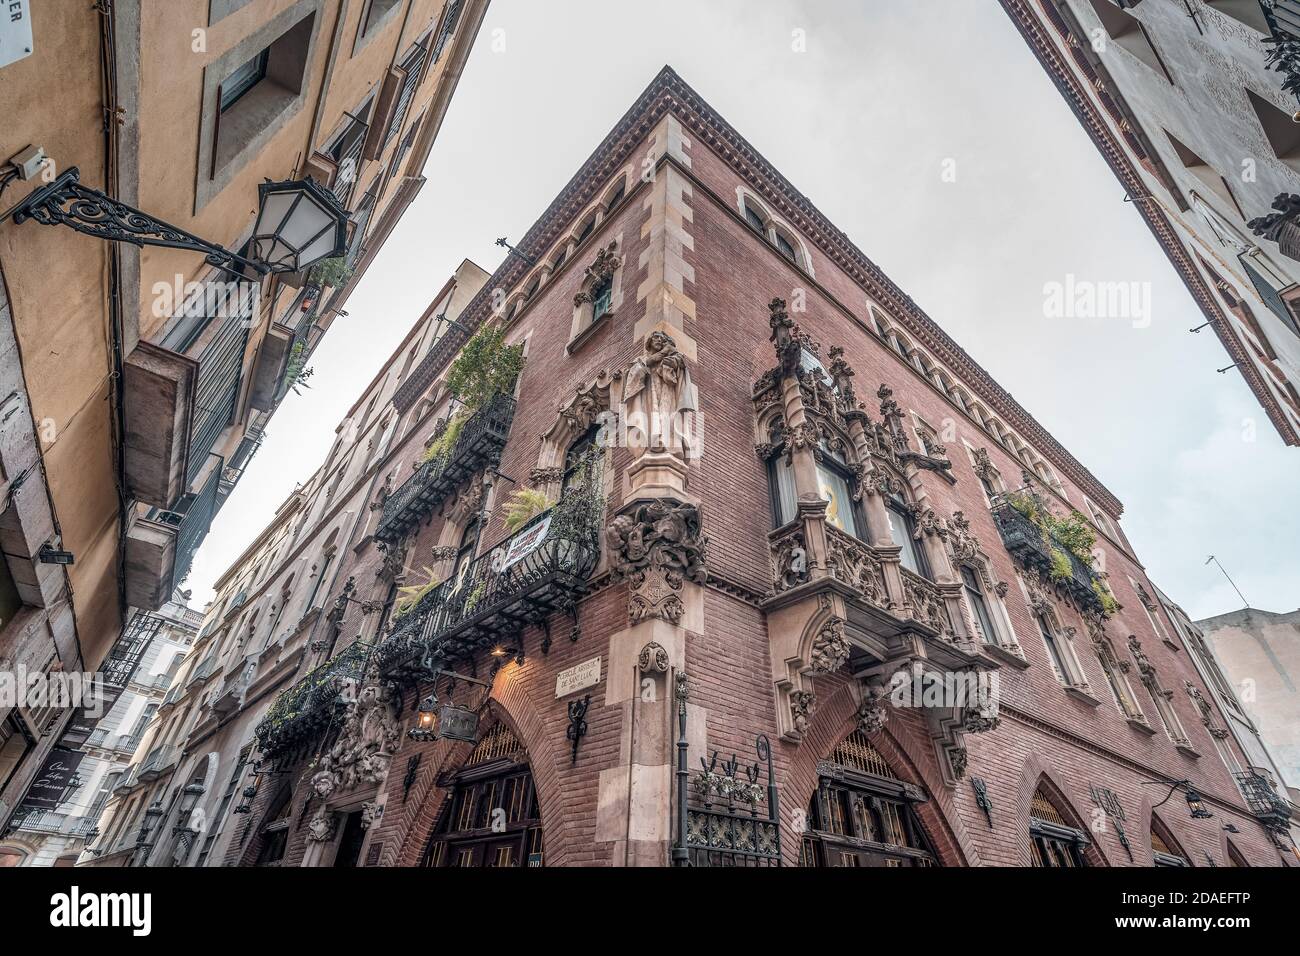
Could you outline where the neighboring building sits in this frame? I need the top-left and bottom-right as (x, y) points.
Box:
(0, 601), (199, 868)
(1001, 0), (1300, 446)
(1196, 606), (1300, 794)
(103, 66), (1292, 869)
(0, 0), (489, 830)
(1158, 591), (1299, 859)
(84, 260), (489, 868)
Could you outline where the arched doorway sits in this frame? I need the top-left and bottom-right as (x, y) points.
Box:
(1029, 783), (1090, 867)
(420, 721), (542, 868)
(799, 730), (939, 867)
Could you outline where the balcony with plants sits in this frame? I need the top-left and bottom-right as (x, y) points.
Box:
(254, 642), (369, 761)
(375, 455), (606, 677)
(375, 325), (525, 544)
(990, 488), (1117, 617)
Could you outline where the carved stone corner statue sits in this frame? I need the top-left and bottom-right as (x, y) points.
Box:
(622, 330), (696, 458)
(606, 499), (708, 625)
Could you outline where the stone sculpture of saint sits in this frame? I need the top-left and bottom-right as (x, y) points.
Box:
(622, 330), (697, 457)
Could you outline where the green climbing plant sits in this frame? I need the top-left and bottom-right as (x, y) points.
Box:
(445, 324), (525, 412)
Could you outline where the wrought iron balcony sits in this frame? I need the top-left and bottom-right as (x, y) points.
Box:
(254, 643), (369, 761)
(376, 486), (604, 677)
(1264, 0), (1300, 98)
(374, 393), (517, 544)
(1234, 770), (1292, 830)
(136, 745), (178, 783)
(990, 495), (1105, 615)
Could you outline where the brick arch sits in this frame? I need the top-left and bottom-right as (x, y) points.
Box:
(1016, 753), (1109, 867)
(395, 668), (569, 866)
(782, 678), (975, 867)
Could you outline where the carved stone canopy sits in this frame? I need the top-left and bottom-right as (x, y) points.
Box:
(606, 499), (708, 625)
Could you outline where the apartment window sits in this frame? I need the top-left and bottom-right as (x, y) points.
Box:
(885, 496), (926, 576)
(254, 787), (293, 866)
(1029, 786), (1089, 867)
(200, 6), (320, 206)
(220, 50), (269, 112)
(775, 231), (798, 263)
(591, 275), (614, 324)
(1085, 0), (1174, 83)
(363, 0), (403, 36)
(0, 714), (33, 793)
(744, 202), (766, 233)
(961, 566), (999, 645)
(562, 427), (599, 495)
(452, 517), (481, 587)
(1036, 614), (1071, 684)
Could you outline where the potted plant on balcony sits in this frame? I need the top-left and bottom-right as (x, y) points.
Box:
(445, 323), (525, 412)
(503, 488), (554, 533)
(393, 567), (440, 621)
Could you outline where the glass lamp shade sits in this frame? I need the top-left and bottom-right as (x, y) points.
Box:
(178, 782), (206, 816)
(249, 177), (348, 274)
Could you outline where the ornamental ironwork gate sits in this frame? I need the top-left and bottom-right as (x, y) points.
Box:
(672, 673), (782, 866)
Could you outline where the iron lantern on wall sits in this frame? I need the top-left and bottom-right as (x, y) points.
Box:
(11, 168), (348, 279)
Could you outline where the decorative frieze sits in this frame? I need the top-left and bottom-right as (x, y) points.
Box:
(902, 569), (953, 639)
(824, 526), (888, 609)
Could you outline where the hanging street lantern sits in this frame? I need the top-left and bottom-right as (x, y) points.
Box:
(1185, 786), (1213, 820)
(409, 692), (440, 741)
(11, 167), (348, 278)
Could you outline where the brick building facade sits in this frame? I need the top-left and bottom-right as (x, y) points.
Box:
(174, 67), (1291, 868)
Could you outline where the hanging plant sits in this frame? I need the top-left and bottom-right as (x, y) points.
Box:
(1048, 547), (1072, 583)
(393, 566), (440, 620)
(503, 488), (554, 533)
(418, 410), (467, 465)
(307, 256), (353, 289)
(1092, 579), (1120, 617)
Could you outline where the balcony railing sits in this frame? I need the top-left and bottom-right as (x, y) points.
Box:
(376, 475), (605, 677)
(254, 643), (369, 761)
(1234, 770), (1292, 830)
(136, 744), (178, 782)
(990, 494), (1105, 615)
(374, 393), (516, 543)
(14, 810), (95, 837)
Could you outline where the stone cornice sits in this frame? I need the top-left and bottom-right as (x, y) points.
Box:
(998, 0), (1298, 449)
(399, 65), (1147, 513)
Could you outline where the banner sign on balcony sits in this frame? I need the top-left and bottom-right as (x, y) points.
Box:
(497, 513), (552, 572)
(21, 747), (86, 811)
(0, 1), (33, 70)
(555, 657), (601, 699)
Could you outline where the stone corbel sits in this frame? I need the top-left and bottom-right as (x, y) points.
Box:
(769, 592), (848, 742)
(606, 499), (708, 626)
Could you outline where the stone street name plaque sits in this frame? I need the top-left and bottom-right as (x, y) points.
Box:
(555, 656), (601, 698)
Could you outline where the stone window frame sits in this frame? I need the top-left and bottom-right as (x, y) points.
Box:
(734, 185), (816, 279)
(1022, 578), (1091, 694)
(352, 0), (407, 57)
(195, 0), (326, 213)
(567, 233), (626, 353)
(1088, 627), (1145, 723)
(953, 554), (1023, 665)
(1129, 635), (1195, 751)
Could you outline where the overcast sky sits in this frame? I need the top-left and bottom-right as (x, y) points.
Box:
(186, 0), (1299, 621)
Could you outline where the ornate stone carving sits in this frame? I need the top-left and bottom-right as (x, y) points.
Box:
(902, 570), (953, 640)
(606, 499), (708, 624)
(790, 690), (816, 736)
(877, 384), (911, 453)
(855, 679), (891, 735)
(826, 345), (859, 411)
(809, 617), (850, 674)
(949, 746), (969, 779)
(1134, 581), (1159, 612)
(326, 577), (355, 627)
(638, 641), (670, 674)
(307, 810), (337, 843)
(770, 528), (809, 592)
(770, 297), (800, 374)
(557, 370), (619, 436)
(947, 511), (980, 564)
(824, 527), (888, 609)
(311, 665), (402, 797)
(375, 540), (407, 580)
(1128, 635), (1158, 691)
(360, 801), (383, 830)
(1185, 681), (1229, 738)
(572, 240), (622, 306)
(972, 447), (997, 484)
(528, 466), (563, 487)
(908, 503), (947, 540)
(429, 545), (457, 562)
(622, 331), (697, 456)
